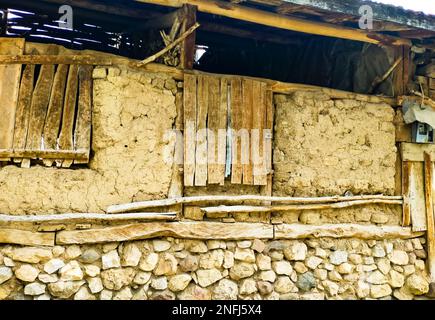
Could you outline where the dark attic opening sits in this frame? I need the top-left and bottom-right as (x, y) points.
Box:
(0, 0), (433, 97)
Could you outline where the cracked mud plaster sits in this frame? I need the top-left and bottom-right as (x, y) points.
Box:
(273, 91), (397, 197)
(0, 66), (177, 214)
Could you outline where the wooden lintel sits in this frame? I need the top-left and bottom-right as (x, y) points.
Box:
(0, 149), (89, 161)
(0, 55), (112, 65)
(56, 221), (274, 244)
(0, 228), (55, 246)
(135, 0), (411, 46)
(401, 143), (435, 162)
(275, 223), (424, 240)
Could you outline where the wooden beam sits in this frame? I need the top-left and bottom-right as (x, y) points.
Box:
(180, 4), (197, 69)
(56, 221), (274, 244)
(401, 143), (435, 162)
(0, 55), (113, 65)
(135, 0), (411, 46)
(107, 194), (402, 213)
(0, 212), (177, 224)
(275, 223), (424, 240)
(0, 228), (55, 246)
(424, 152), (435, 282)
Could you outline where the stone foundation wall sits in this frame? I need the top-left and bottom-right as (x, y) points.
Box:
(0, 237), (431, 300)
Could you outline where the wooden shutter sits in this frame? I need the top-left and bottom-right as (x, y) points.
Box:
(0, 38), (93, 167)
(183, 73), (272, 187)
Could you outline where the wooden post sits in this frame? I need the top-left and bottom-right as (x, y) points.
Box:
(424, 152), (435, 282)
(180, 4), (197, 70)
(0, 9), (7, 36)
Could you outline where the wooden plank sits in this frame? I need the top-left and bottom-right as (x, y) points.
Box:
(42, 64), (69, 166)
(195, 75), (208, 186)
(0, 38), (25, 161)
(12, 64), (35, 163)
(275, 223), (424, 240)
(217, 78), (228, 185)
(242, 78), (254, 185)
(260, 89), (274, 200)
(183, 74), (197, 187)
(0, 54), (112, 65)
(25, 64), (55, 151)
(58, 64), (79, 168)
(0, 149), (89, 161)
(207, 76), (223, 184)
(56, 221), (274, 244)
(409, 161), (427, 231)
(0, 212), (177, 224)
(424, 152), (435, 282)
(401, 143), (435, 162)
(402, 161), (411, 226)
(231, 78), (243, 184)
(107, 194), (403, 213)
(74, 65), (93, 164)
(0, 229), (55, 246)
(252, 81), (267, 185)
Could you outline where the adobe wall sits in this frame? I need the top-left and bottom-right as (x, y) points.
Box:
(0, 66), (177, 214)
(0, 237), (431, 300)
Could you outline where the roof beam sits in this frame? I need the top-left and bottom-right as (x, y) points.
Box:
(135, 0), (411, 46)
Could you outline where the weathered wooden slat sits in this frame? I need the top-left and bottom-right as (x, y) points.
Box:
(401, 143), (435, 162)
(424, 152), (435, 282)
(230, 78), (243, 184)
(252, 80), (267, 185)
(275, 223), (424, 240)
(207, 76), (223, 184)
(195, 75), (208, 186)
(0, 54), (112, 65)
(43, 64), (69, 150)
(0, 38), (25, 161)
(25, 64), (55, 151)
(0, 228), (54, 246)
(260, 89), (274, 201)
(242, 78), (254, 185)
(184, 74), (197, 187)
(58, 64), (79, 168)
(0, 149), (89, 161)
(0, 212), (177, 224)
(107, 194), (403, 213)
(42, 64), (69, 167)
(56, 221), (274, 244)
(74, 65), (93, 164)
(217, 78), (228, 185)
(402, 161), (411, 226)
(409, 161), (427, 232)
(12, 64), (35, 163)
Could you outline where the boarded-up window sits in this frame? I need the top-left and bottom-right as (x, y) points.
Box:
(183, 73), (273, 187)
(0, 39), (93, 168)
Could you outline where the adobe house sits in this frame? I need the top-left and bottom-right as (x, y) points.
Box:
(0, 0), (434, 300)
